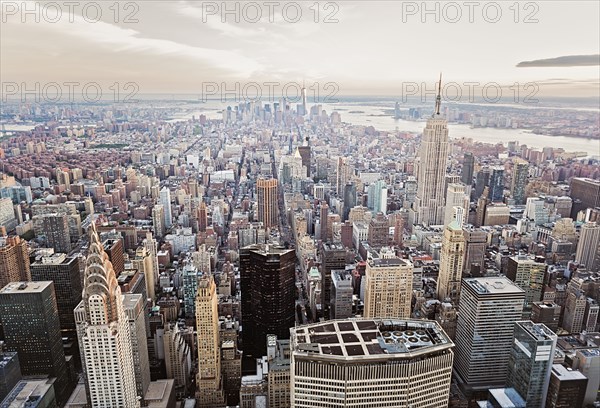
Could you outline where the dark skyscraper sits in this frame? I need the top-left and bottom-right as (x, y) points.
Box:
(319, 242), (346, 317)
(511, 159), (529, 205)
(240, 244), (295, 358)
(30, 253), (82, 338)
(569, 177), (600, 218)
(461, 152), (475, 186)
(488, 167), (505, 203)
(343, 182), (357, 221)
(0, 281), (71, 405)
(474, 167), (490, 200)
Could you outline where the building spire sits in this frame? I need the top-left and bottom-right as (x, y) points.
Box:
(435, 72), (442, 116)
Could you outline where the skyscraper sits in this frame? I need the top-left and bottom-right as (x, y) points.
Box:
(319, 242), (346, 316)
(0, 236), (30, 289)
(0, 281), (71, 405)
(511, 159), (529, 205)
(367, 180), (387, 214)
(152, 204), (166, 238)
(343, 182), (357, 221)
(488, 166), (505, 203)
(461, 152), (475, 186)
(123, 293), (151, 401)
(240, 244), (296, 357)
(474, 167), (490, 200)
(454, 277), (525, 393)
(336, 157), (353, 196)
(506, 255), (546, 318)
(506, 321), (557, 408)
(462, 227), (487, 276)
(437, 221), (466, 305)
(30, 253), (82, 338)
(569, 177), (600, 218)
(414, 78), (448, 226)
(444, 183), (469, 226)
(319, 201), (329, 242)
(40, 213), (71, 253)
(160, 187), (173, 229)
(256, 178), (278, 229)
(290, 319), (454, 407)
(575, 221), (600, 271)
(330, 269), (353, 319)
(195, 275), (225, 407)
(74, 224), (140, 407)
(364, 253), (413, 319)
(545, 364), (588, 408)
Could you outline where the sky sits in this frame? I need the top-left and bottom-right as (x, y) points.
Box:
(1, 0), (599, 98)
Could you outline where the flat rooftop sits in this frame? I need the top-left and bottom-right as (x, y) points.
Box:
(551, 364), (587, 381)
(516, 321), (557, 341)
(0, 281), (52, 295)
(463, 277), (525, 295)
(291, 318), (453, 361)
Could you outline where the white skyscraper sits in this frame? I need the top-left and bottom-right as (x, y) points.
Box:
(437, 221), (466, 305)
(414, 77), (449, 226)
(444, 183), (469, 226)
(74, 223), (140, 407)
(454, 277), (525, 394)
(364, 253), (413, 319)
(575, 221), (600, 271)
(291, 318), (454, 408)
(160, 187), (173, 229)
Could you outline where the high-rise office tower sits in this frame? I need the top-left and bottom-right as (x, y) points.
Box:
(336, 157), (353, 196)
(0, 349), (21, 402)
(506, 321), (557, 408)
(367, 180), (387, 215)
(569, 177), (600, 218)
(546, 364), (588, 408)
(343, 182), (357, 222)
(562, 289), (587, 334)
(319, 242), (346, 316)
(461, 152), (475, 186)
(0, 281), (70, 405)
(160, 187), (173, 229)
(437, 221), (466, 305)
(257, 178), (278, 229)
(414, 78), (448, 226)
(330, 269), (353, 319)
(240, 244), (295, 357)
(0, 198), (17, 231)
(31, 253), (82, 338)
(40, 213), (71, 253)
(297, 144), (311, 177)
(488, 166), (505, 202)
(0, 236), (30, 289)
(198, 199), (208, 232)
(575, 221), (600, 271)
(195, 275), (225, 407)
(454, 277), (525, 393)
(120, 293), (150, 402)
(511, 159), (529, 205)
(163, 323), (192, 397)
(474, 167), (490, 200)
(74, 224), (140, 407)
(290, 319), (454, 408)
(319, 202), (329, 242)
(367, 212), (389, 248)
(506, 255), (546, 318)
(444, 183), (469, 226)
(101, 232), (125, 277)
(462, 227), (487, 276)
(152, 204), (166, 238)
(364, 253), (413, 319)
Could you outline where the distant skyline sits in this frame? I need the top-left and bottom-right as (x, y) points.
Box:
(1, 1), (599, 98)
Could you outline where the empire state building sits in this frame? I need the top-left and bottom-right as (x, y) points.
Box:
(414, 76), (449, 226)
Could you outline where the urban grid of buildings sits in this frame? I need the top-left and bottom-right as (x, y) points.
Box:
(0, 82), (599, 408)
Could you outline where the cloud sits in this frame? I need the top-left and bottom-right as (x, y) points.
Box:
(517, 55), (600, 68)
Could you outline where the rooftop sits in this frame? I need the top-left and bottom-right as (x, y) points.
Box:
(551, 364), (587, 381)
(463, 277), (525, 295)
(0, 281), (52, 295)
(516, 321), (557, 341)
(291, 318), (453, 361)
